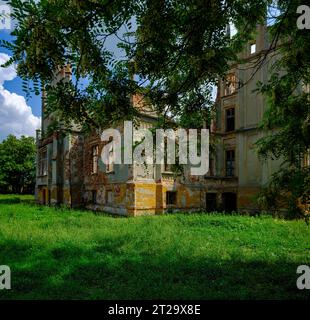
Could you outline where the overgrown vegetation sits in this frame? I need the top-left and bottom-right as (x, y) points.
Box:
(0, 135), (36, 194)
(0, 195), (309, 300)
(255, 0), (310, 217)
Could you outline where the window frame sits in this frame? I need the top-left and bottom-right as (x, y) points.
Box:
(91, 190), (97, 204)
(225, 107), (235, 132)
(39, 147), (48, 177)
(225, 149), (235, 177)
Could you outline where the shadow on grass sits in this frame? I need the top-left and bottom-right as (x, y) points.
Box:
(0, 238), (308, 300)
(0, 197), (22, 204)
(0, 196), (35, 205)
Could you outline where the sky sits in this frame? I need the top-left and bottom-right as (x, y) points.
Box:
(0, 28), (41, 141)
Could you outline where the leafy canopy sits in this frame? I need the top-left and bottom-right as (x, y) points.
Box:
(1, 0), (270, 130)
(0, 135), (36, 194)
(255, 0), (310, 216)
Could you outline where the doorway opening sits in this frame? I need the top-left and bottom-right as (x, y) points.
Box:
(222, 192), (237, 213)
(206, 193), (217, 212)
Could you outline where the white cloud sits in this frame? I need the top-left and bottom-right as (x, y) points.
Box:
(0, 53), (41, 141)
(0, 53), (16, 84)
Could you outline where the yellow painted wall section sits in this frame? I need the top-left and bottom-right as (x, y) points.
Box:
(134, 183), (157, 216)
(130, 181), (204, 216)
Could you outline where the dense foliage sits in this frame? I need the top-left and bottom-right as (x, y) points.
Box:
(255, 0), (310, 217)
(1, 0), (270, 129)
(0, 135), (36, 194)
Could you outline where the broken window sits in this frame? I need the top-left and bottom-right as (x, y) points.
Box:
(226, 108), (235, 132)
(39, 147), (47, 176)
(225, 149), (235, 177)
(91, 145), (99, 174)
(166, 191), (177, 205)
(224, 74), (237, 96)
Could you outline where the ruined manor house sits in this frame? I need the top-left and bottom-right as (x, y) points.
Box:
(35, 25), (282, 216)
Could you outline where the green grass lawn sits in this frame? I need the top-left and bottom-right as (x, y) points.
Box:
(0, 194), (309, 300)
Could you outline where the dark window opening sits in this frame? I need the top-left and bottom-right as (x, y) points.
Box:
(222, 192), (237, 213)
(92, 190), (97, 204)
(226, 150), (235, 177)
(166, 191), (177, 206)
(42, 189), (46, 205)
(226, 108), (235, 132)
(206, 193), (217, 212)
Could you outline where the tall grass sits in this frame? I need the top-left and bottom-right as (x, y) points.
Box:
(0, 195), (309, 300)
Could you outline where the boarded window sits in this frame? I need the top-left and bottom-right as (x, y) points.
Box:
(91, 145), (99, 174)
(226, 108), (235, 132)
(226, 150), (235, 177)
(166, 191), (177, 205)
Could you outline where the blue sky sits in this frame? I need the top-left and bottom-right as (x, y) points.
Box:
(0, 30), (41, 117)
(0, 28), (41, 141)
